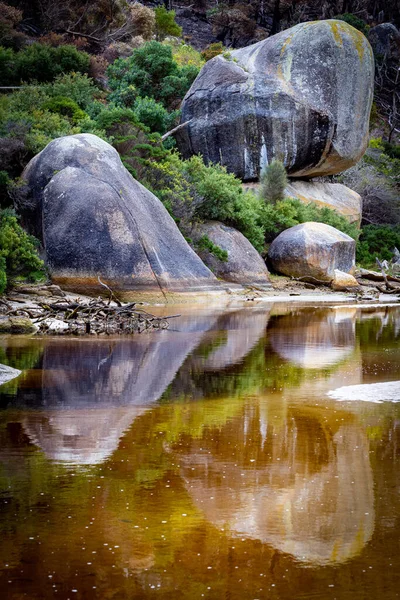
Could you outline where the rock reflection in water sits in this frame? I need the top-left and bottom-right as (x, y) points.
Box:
(6, 308), (270, 464)
(175, 401), (374, 565)
(268, 307), (357, 369)
(15, 323), (212, 463)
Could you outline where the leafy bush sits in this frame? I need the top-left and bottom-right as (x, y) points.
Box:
(0, 45), (15, 83)
(44, 73), (100, 110)
(261, 197), (359, 243)
(0, 209), (45, 293)
(129, 3), (155, 40)
(107, 41), (197, 111)
(0, 1), (26, 49)
(132, 96), (178, 134)
(154, 7), (182, 41)
(1, 43), (91, 85)
(42, 96), (87, 124)
(196, 235), (228, 262)
(201, 42), (224, 61)
(168, 40), (204, 69)
(260, 160), (288, 205)
(356, 224), (400, 266)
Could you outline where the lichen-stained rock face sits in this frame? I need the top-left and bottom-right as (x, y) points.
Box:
(193, 221), (271, 286)
(19, 134), (219, 299)
(285, 181), (363, 226)
(268, 222), (356, 282)
(177, 20), (374, 181)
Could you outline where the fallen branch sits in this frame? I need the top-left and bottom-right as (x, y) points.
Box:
(376, 258), (399, 291)
(358, 268), (400, 284)
(161, 119), (192, 142)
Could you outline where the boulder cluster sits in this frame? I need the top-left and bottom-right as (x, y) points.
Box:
(19, 19), (375, 296)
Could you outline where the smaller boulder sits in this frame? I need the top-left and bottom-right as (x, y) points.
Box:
(0, 363), (21, 386)
(331, 270), (360, 291)
(193, 221), (271, 287)
(268, 222), (355, 283)
(285, 181), (362, 227)
(0, 316), (37, 334)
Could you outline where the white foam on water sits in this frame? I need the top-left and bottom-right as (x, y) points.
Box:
(327, 381), (400, 403)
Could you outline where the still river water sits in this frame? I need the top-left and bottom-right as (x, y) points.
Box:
(0, 302), (400, 600)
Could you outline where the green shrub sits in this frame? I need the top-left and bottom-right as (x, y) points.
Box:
(0, 209), (45, 293)
(107, 41), (198, 111)
(0, 45), (15, 84)
(154, 7), (182, 41)
(0, 43), (91, 86)
(356, 224), (400, 266)
(261, 197), (359, 243)
(42, 96), (87, 124)
(201, 42), (224, 61)
(260, 160), (288, 205)
(43, 73), (99, 109)
(196, 235), (228, 262)
(335, 13), (370, 37)
(132, 96), (178, 134)
(14, 43), (90, 84)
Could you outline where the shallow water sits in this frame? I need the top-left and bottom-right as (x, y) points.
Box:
(0, 303), (399, 600)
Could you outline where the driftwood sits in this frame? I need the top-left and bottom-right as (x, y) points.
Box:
(358, 268), (400, 284)
(4, 296), (180, 335)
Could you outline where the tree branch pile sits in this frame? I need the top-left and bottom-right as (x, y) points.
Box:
(4, 296), (180, 335)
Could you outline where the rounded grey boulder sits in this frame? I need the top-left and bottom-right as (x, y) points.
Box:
(268, 222), (356, 282)
(19, 134), (220, 300)
(193, 221), (271, 287)
(177, 20), (374, 181)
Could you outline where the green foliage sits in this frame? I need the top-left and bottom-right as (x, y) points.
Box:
(0, 209), (45, 293)
(0, 43), (90, 85)
(356, 224), (400, 266)
(262, 197), (359, 243)
(43, 73), (99, 110)
(260, 160), (288, 205)
(0, 45), (14, 83)
(154, 7), (182, 41)
(201, 42), (224, 61)
(0, 77), (105, 155)
(42, 96), (87, 124)
(196, 235), (228, 262)
(382, 142), (400, 160)
(167, 40), (204, 69)
(0, 170), (10, 209)
(132, 96), (178, 134)
(107, 41), (198, 111)
(335, 13), (370, 37)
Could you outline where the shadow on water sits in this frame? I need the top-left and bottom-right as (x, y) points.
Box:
(0, 304), (399, 599)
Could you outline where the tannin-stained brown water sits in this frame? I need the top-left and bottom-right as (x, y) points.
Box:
(0, 303), (399, 600)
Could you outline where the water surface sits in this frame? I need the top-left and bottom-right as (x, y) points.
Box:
(1, 303), (400, 599)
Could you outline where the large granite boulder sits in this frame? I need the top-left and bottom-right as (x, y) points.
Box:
(285, 181), (362, 226)
(268, 222), (356, 282)
(177, 20), (374, 181)
(193, 221), (271, 287)
(19, 134), (220, 300)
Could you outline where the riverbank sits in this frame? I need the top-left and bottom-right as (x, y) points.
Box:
(1, 275), (399, 336)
